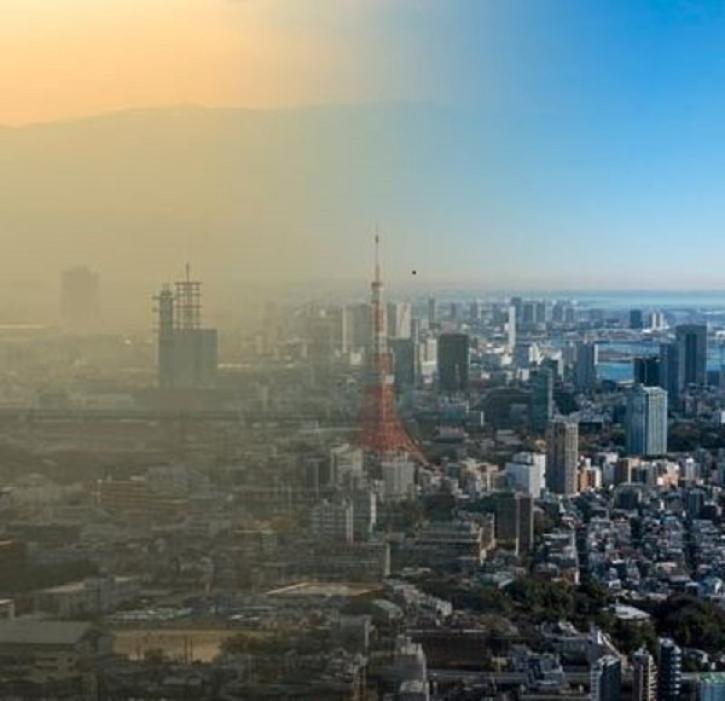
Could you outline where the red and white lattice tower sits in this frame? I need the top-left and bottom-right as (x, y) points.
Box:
(359, 234), (424, 461)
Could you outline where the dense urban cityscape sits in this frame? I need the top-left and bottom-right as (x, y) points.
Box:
(10, 1), (725, 700)
(2, 251), (725, 700)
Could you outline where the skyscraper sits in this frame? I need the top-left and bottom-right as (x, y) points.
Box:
(427, 298), (437, 328)
(507, 305), (517, 351)
(438, 333), (469, 393)
(626, 385), (668, 457)
(511, 297), (523, 330)
(591, 655), (622, 701)
(632, 648), (657, 701)
(60, 265), (100, 332)
(345, 303), (372, 353)
(387, 301), (412, 339)
(530, 368), (554, 432)
(675, 324), (707, 387)
(390, 338), (416, 397)
(657, 638), (682, 701)
(546, 418), (579, 495)
(491, 492), (533, 554)
(634, 356), (661, 387)
(630, 309), (644, 329)
(659, 342), (681, 402)
(575, 342), (598, 392)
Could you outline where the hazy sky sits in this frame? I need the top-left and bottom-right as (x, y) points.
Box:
(0, 0), (441, 125)
(5, 0), (725, 311)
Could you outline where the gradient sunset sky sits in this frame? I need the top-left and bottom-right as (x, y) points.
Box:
(5, 0), (725, 296)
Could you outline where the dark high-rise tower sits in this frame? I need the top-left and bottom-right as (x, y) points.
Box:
(575, 341), (598, 392)
(359, 237), (423, 460)
(634, 356), (661, 386)
(675, 324), (707, 387)
(659, 342), (681, 402)
(546, 418), (579, 495)
(630, 309), (644, 329)
(438, 333), (469, 393)
(530, 368), (554, 432)
(591, 655), (622, 701)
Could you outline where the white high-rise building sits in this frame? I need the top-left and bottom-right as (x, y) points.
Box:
(330, 444), (364, 486)
(387, 302), (412, 339)
(310, 499), (354, 544)
(506, 452), (546, 498)
(507, 305), (516, 351)
(382, 454), (416, 501)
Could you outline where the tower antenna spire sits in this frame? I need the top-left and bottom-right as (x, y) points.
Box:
(358, 223), (425, 463)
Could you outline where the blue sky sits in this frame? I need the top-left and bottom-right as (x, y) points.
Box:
(347, 1), (725, 289)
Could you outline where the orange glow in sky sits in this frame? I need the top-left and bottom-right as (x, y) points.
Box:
(0, 0), (422, 125)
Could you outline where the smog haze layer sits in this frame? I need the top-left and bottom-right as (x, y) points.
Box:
(5, 1), (725, 327)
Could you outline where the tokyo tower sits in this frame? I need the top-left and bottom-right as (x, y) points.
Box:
(358, 234), (425, 462)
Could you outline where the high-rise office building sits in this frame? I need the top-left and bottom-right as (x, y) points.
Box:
(511, 297), (523, 329)
(390, 338), (416, 397)
(591, 655), (622, 701)
(351, 489), (377, 542)
(427, 298), (437, 327)
(387, 302), (412, 339)
(648, 310), (666, 331)
(546, 418), (579, 495)
(491, 492), (534, 555)
(530, 368), (554, 432)
(632, 648), (657, 701)
(438, 333), (469, 393)
(522, 301), (536, 327)
(60, 266), (100, 332)
(630, 309), (644, 329)
(307, 306), (348, 359)
(346, 303), (372, 353)
(626, 385), (668, 457)
(575, 342), (599, 392)
(657, 638), (682, 701)
(634, 356), (661, 387)
(507, 305), (517, 351)
(534, 301), (548, 325)
(675, 324), (707, 388)
(517, 494), (534, 554)
(659, 342), (681, 402)
(469, 300), (481, 323)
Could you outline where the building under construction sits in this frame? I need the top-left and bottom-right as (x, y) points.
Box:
(154, 266), (218, 390)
